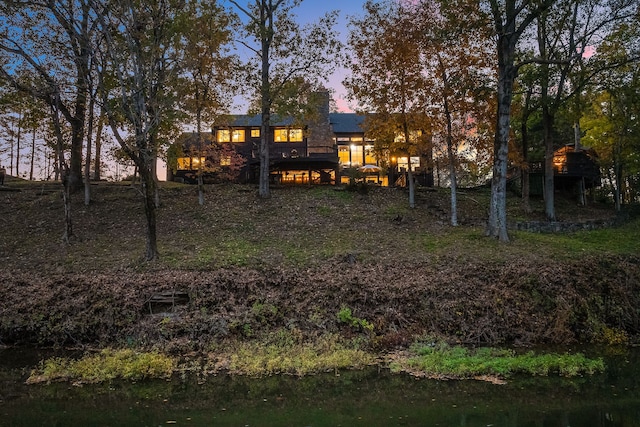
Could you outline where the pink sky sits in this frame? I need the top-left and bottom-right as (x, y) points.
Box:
(295, 1), (365, 112)
(231, 1), (365, 113)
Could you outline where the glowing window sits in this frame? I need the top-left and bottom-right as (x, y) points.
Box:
(350, 144), (363, 167)
(217, 129), (230, 143)
(289, 129), (303, 142)
(397, 156), (420, 171)
(177, 157), (205, 170)
(338, 145), (350, 165)
(220, 156), (231, 166)
(217, 129), (245, 143)
(274, 128), (303, 142)
(251, 128), (260, 138)
(365, 145), (376, 164)
(274, 129), (288, 142)
(231, 130), (245, 142)
(177, 157), (190, 170)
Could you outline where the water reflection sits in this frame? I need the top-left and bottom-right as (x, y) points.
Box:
(1, 348), (639, 426)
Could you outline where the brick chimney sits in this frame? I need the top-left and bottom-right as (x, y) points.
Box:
(307, 91), (334, 156)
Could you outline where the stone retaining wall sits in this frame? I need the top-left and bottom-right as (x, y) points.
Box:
(509, 216), (622, 233)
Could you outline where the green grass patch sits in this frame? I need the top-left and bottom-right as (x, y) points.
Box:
(27, 349), (175, 384)
(392, 341), (604, 379)
(512, 218), (640, 258)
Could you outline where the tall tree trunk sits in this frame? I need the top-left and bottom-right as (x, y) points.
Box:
(441, 73), (458, 226)
(447, 137), (458, 227)
(140, 164), (159, 261)
(542, 107), (556, 221)
(487, 58), (515, 242)
(93, 112), (104, 181)
(196, 111), (205, 205)
(84, 97), (95, 206)
(486, 4), (520, 242)
(15, 113), (21, 178)
(259, 32), (272, 198)
(51, 97), (73, 242)
(29, 127), (36, 181)
(408, 166), (415, 209)
(538, 15), (555, 221)
(521, 86), (533, 213)
(62, 178), (73, 243)
(614, 143), (622, 212)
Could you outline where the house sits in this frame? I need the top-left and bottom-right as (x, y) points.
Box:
(529, 144), (600, 202)
(169, 93), (434, 187)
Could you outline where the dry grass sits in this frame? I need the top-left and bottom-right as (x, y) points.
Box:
(0, 179), (633, 274)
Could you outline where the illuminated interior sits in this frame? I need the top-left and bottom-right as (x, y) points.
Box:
(338, 146), (350, 165)
(396, 156), (420, 171)
(273, 170), (335, 184)
(177, 157), (206, 170)
(274, 128), (304, 142)
(217, 129), (245, 143)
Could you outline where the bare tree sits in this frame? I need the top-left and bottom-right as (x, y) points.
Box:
(230, 0), (343, 198)
(0, 0), (96, 193)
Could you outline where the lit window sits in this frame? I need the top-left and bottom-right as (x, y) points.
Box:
(289, 129), (303, 142)
(220, 156), (231, 166)
(217, 129), (245, 143)
(397, 156), (420, 171)
(231, 130), (245, 142)
(338, 145), (350, 165)
(217, 129), (230, 143)
(365, 145), (376, 164)
(350, 144), (363, 167)
(177, 157), (205, 170)
(251, 128), (260, 138)
(274, 129), (288, 142)
(191, 157), (206, 168)
(177, 157), (190, 170)
(274, 128), (303, 142)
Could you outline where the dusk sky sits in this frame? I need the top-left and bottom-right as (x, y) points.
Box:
(229, 0), (368, 113)
(295, 1), (366, 112)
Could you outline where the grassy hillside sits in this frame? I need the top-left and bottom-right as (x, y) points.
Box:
(0, 179), (634, 273)
(0, 180), (638, 352)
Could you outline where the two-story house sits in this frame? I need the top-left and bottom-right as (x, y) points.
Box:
(170, 93), (433, 187)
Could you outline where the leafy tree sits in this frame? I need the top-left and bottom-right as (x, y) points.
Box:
(582, 23), (640, 210)
(345, 0), (429, 208)
(419, 0), (495, 225)
(484, 0), (555, 242)
(532, 0), (637, 220)
(1, 0), (101, 241)
(176, 0), (240, 205)
(95, 0), (185, 261)
(230, 0), (343, 198)
(347, 0), (494, 221)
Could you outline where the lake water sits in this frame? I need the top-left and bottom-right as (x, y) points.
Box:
(1, 347), (639, 426)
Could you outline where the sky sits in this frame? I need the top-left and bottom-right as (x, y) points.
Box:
(228, 0), (368, 113)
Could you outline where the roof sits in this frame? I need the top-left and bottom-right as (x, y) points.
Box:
(329, 113), (365, 134)
(214, 113), (366, 134)
(220, 114), (298, 127)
